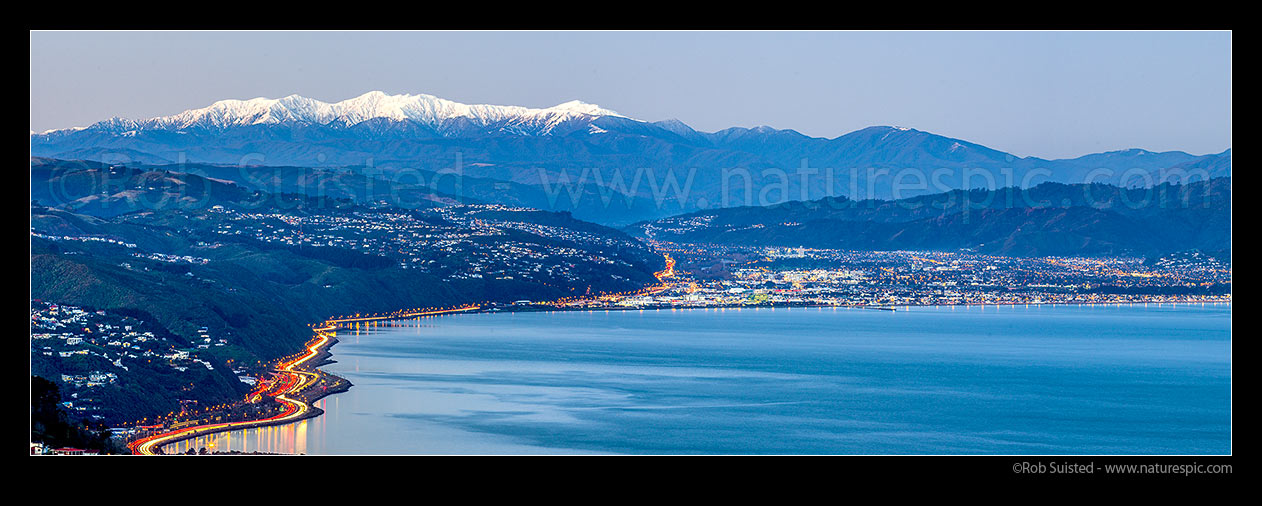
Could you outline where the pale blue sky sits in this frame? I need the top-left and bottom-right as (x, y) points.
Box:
(29, 31), (1230, 159)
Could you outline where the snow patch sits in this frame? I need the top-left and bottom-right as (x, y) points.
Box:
(77, 91), (629, 135)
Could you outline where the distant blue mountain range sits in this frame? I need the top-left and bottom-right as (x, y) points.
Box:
(30, 92), (1230, 225)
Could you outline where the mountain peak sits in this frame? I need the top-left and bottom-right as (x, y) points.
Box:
(865, 125), (918, 134)
(549, 100), (620, 117)
(652, 118), (697, 133)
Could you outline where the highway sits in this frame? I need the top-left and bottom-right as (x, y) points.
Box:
(128, 305), (480, 455)
(128, 332), (329, 455)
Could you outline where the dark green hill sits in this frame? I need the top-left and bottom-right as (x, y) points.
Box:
(628, 178), (1230, 257)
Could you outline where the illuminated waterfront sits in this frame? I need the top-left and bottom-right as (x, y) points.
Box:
(164, 417), (312, 455)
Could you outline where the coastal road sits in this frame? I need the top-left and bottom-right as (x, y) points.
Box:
(128, 305), (480, 455)
(128, 332), (331, 455)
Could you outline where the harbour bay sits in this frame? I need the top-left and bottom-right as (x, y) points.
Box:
(165, 303), (1231, 455)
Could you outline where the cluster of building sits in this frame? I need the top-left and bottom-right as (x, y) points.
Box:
(30, 230), (137, 249)
(544, 245), (1231, 310)
(205, 204), (644, 287)
(59, 371), (118, 388)
(131, 251), (210, 264)
(30, 301), (232, 416)
(30, 442), (101, 456)
(434, 204), (643, 251)
(1147, 250), (1231, 275)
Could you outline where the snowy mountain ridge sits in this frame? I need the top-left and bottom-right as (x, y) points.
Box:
(55, 91), (628, 135)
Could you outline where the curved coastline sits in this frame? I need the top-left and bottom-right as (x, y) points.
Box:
(141, 338), (351, 454)
(130, 330), (350, 455)
(130, 307), (480, 455)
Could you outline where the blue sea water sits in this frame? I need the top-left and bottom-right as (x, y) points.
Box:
(167, 303), (1231, 455)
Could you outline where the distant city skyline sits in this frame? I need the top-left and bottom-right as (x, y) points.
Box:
(29, 30), (1231, 159)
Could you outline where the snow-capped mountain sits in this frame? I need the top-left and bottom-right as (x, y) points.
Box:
(57, 91), (628, 136)
(30, 91), (1229, 225)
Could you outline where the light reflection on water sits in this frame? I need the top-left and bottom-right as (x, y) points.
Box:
(164, 413), (313, 455)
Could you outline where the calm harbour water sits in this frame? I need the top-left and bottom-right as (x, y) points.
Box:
(166, 303), (1231, 455)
